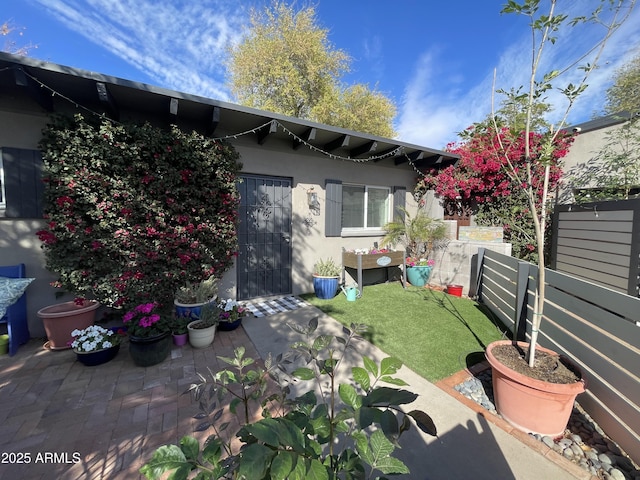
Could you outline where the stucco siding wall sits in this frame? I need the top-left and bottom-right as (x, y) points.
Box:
(223, 136), (421, 298)
(1, 108), (422, 336)
(558, 122), (627, 204)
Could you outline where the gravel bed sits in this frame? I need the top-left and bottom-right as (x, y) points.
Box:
(455, 369), (640, 480)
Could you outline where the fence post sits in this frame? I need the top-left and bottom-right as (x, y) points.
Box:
(470, 248), (485, 299)
(514, 261), (530, 341)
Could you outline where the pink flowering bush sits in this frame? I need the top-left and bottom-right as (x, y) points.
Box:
(122, 302), (168, 337)
(406, 257), (435, 268)
(416, 124), (573, 263)
(36, 114), (241, 317)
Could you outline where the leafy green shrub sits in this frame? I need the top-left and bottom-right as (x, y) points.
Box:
(36, 114), (241, 314)
(313, 258), (341, 277)
(141, 319), (437, 479)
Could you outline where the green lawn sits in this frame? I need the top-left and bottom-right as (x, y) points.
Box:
(301, 283), (508, 382)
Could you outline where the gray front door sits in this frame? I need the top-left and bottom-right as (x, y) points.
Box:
(237, 174), (292, 300)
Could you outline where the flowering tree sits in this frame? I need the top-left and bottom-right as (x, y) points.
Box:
(417, 124), (573, 262)
(37, 114), (242, 316)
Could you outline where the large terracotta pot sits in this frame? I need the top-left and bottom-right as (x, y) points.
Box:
(485, 340), (587, 437)
(37, 300), (100, 350)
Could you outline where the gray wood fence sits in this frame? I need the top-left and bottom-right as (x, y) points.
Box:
(476, 248), (640, 465)
(551, 199), (640, 296)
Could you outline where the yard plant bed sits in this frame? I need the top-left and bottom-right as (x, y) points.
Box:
(491, 343), (581, 384)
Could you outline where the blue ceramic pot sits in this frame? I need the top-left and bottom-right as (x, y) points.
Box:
(313, 275), (339, 299)
(406, 266), (433, 287)
(218, 318), (242, 331)
(75, 344), (120, 366)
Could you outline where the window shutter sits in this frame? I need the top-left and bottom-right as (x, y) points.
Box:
(325, 179), (342, 237)
(393, 186), (406, 222)
(2, 147), (44, 218)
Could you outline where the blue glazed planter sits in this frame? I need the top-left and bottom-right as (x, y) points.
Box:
(174, 299), (216, 321)
(313, 275), (339, 299)
(406, 266), (433, 287)
(218, 318), (242, 331)
(75, 344), (120, 366)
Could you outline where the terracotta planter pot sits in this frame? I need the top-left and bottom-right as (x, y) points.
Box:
(37, 300), (100, 350)
(485, 340), (587, 437)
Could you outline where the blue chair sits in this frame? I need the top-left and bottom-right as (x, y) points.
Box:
(0, 264), (31, 356)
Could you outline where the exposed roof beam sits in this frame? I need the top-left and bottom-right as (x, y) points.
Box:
(257, 120), (277, 145)
(293, 127), (316, 150)
(323, 134), (350, 152)
(350, 140), (377, 158)
(372, 146), (402, 162)
(95, 82), (119, 120)
(394, 150), (423, 166)
(206, 106), (221, 136)
(13, 67), (53, 111)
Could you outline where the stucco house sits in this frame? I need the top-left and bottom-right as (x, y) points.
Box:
(0, 52), (459, 338)
(557, 111), (637, 204)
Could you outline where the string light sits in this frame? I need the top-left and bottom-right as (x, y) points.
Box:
(9, 65), (431, 168)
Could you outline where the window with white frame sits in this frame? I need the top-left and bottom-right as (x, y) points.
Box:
(341, 184), (391, 231)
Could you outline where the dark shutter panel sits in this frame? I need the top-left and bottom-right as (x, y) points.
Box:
(393, 186), (406, 222)
(3, 148), (44, 218)
(325, 179), (342, 237)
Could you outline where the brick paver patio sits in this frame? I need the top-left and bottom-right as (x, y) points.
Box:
(0, 326), (259, 479)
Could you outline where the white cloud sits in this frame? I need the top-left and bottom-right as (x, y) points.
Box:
(398, 1), (640, 149)
(31, 0), (248, 100)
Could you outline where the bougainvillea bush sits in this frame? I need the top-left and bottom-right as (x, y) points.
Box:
(37, 114), (242, 315)
(416, 123), (573, 263)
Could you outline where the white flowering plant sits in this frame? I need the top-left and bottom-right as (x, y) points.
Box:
(71, 325), (121, 352)
(218, 299), (247, 323)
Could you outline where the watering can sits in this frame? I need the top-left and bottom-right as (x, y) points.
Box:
(341, 283), (359, 301)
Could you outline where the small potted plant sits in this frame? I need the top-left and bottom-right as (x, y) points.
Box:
(122, 302), (171, 366)
(174, 277), (219, 321)
(380, 207), (447, 287)
(217, 299), (248, 331)
(312, 258), (341, 299)
(70, 325), (121, 366)
(170, 316), (189, 346)
(187, 302), (220, 348)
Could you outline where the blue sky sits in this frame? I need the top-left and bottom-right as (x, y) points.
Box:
(4, 0), (640, 149)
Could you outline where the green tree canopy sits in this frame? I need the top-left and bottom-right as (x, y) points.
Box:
(227, 1), (397, 137)
(604, 50), (640, 115)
